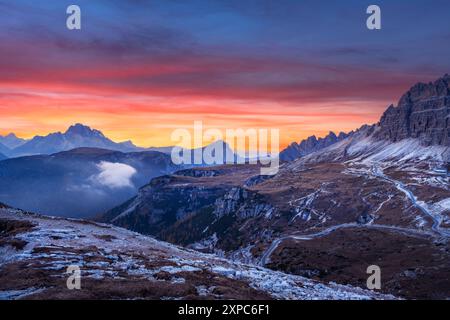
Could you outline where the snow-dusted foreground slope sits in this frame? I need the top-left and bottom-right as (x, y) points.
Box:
(0, 207), (395, 300)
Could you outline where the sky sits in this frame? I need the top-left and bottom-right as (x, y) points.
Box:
(0, 0), (450, 148)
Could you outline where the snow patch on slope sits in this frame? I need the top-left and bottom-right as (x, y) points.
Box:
(0, 208), (396, 300)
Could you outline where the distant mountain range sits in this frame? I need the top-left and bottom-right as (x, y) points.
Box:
(0, 123), (243, 160)
(0, 123), (271, 166)
(0, 123), (185, 158)
(0, 133), (27, 150)
(0, 133), (28, 157)
(280, 131), (351, 161)
(4, 124), (141, 157)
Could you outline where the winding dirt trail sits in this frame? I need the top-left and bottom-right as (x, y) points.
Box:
(259, 163), (449, 266)
(259, 223), (435, 266)
(369, 164), (449, 237)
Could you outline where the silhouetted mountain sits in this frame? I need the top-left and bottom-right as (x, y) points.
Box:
(4, 124), (247, 163)
(0, 133), (27, 149)
(280, 131), (350, 161)
(11, 124), (142, 157)
(190, 140), (242, 164)
(0, 147), (180, 218)
(0, 152), (7, 161)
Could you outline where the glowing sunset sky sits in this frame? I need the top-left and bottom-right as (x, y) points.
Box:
(1, 0), (450, 148)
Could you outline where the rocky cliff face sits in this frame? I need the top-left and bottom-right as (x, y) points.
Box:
(213, 187), (275, 219)
(291, 75), (450, 165)
(99, 165), (278, 250)
(375, 74), (450, 146)
(280, 131), (350, 161)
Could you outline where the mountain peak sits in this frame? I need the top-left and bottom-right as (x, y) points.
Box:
(376, 74), (450, 146)
(0, 132), (27, 150)
(66, 123), (93, 133)
(280, 131), (349, 161)
(11, 123), (140, 156)
(65, 123), (105, 138)
(325, 131), (337, 139)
